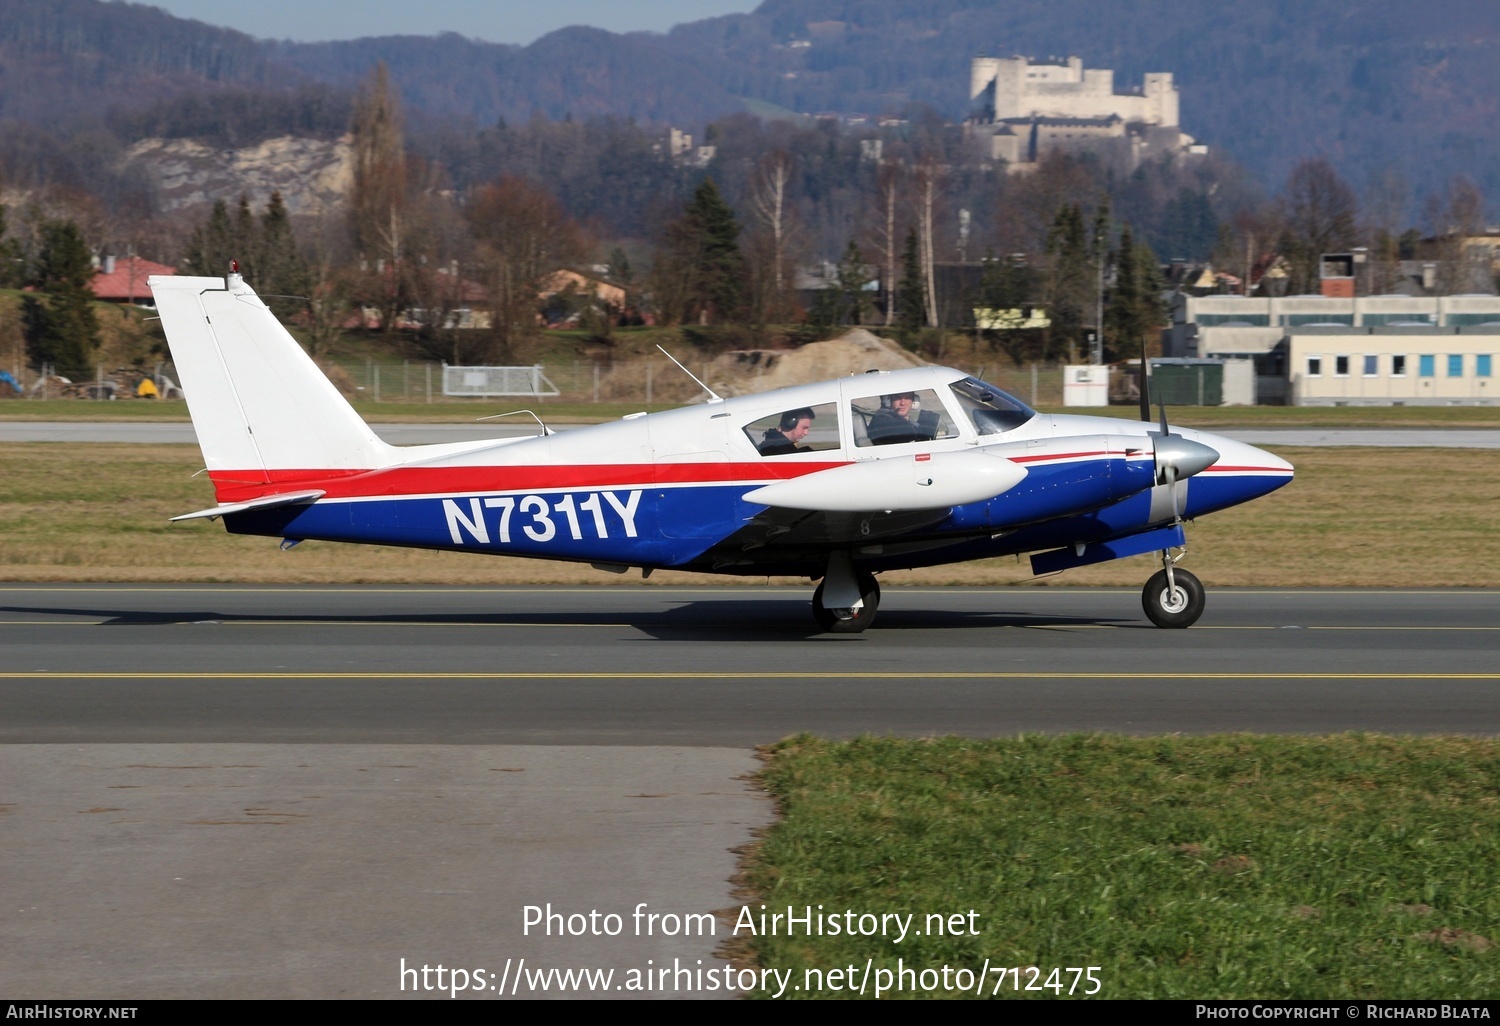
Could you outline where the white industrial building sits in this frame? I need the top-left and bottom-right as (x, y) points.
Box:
(1166, 294), (1500, 405)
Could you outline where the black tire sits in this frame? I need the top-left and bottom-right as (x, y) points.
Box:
(1142, 567), (1205, 628)
(812, 572), (881, 633)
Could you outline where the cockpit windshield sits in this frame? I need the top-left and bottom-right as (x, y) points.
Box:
(948, 377), (1035, 436)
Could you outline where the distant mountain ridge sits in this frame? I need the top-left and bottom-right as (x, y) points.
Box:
(2, 0), (1498, 201)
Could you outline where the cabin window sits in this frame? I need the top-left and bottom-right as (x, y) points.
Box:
(1363, 355), (1378, 376)
(743, 402), (840, 457)
(1334, 356), (1350, 377)
(1448, 354), (1465, 377)
(848, 388), (960, 448)
(1306, 357), (1321, 377)
(1478, 355), (1493, 378)
(1419, 355), (1435, 377)
(1391, 355), (1406, 377)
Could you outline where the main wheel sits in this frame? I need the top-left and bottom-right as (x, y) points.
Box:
(812, 572), (881, 633)
(1142, 567), (1205, 628)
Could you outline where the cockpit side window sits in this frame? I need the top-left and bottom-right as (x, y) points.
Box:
(848, 388), (960, 447)
(743, 401), (840, 457)
(948, 377), (1035, 436)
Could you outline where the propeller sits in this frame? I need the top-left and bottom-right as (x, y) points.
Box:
(1138, 332), (1152, 422)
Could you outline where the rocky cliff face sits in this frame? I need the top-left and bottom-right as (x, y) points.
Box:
(122, 135), (353, 215)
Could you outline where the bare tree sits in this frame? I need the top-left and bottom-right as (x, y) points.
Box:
(348, 63), (410, 332)
(749, 152), (794, 295)
(465, 176), (588, 362)
(913, 159), (942, 328)
(1425, 176), (1488, 294)
(873, 163), (903, 326)
(1280, 158), (1358, 293)
(1362, 168), (1408, 295)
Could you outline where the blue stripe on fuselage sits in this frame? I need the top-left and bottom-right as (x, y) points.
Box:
(220, 454), (1165, 569)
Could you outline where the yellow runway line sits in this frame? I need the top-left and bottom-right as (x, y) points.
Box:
(2, 672), (1498, 681)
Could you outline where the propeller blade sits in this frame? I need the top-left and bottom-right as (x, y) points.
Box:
(1138, 341), (1151, 422)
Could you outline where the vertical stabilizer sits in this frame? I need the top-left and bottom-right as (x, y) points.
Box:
(149, 274), (393, 479)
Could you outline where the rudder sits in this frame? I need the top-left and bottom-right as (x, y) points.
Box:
(149, 272), (392, 480)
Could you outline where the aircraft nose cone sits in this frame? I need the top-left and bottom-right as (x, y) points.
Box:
(1154, 436), (1219, 482)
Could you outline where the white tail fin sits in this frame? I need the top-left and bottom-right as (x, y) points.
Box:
(149, 273), (393, 476)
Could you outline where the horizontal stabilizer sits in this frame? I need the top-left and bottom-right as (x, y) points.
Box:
(171, 490), (326, 522)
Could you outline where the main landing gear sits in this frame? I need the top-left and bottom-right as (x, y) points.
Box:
(813, 571), (880, 633)
(1142, 549), (1204, 628)
(812, 551), (880, 633)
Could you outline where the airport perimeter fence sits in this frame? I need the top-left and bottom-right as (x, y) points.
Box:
(4, 357), (1072, 408)
(315, 358), (1070, 407)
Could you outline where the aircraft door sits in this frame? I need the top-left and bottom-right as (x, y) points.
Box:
(648, 417), (737, 544)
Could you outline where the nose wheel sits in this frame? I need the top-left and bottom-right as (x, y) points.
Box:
(813, 572), (880, 633)
(1142, 566), (1204, 628)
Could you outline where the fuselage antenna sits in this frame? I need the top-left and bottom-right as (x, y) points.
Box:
(656, 345), (723, 403)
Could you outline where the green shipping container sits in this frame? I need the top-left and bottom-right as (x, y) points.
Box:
(1150, 360), (1223, 406)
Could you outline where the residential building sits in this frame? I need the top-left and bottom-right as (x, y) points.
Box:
(90, 255), (174, 306)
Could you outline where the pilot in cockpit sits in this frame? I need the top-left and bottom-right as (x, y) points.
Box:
(866, 391), (938, 445)
(759, 407), (815, 455)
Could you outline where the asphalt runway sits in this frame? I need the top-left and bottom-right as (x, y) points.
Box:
(5, 584), (1498, 998)
(5, 584), (1499, 743)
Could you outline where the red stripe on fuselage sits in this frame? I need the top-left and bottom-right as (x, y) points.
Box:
(207, 461), (850, 503)
(1008, 449), (1114, 465)
(206, 450), (1151, 503)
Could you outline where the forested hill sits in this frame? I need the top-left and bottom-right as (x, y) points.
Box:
(0, 0), (284, 122)
(3, 0), (1499, 200)
(269, 27), (747, 128)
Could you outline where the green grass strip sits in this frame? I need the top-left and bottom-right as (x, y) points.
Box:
(739, 734), (1499, 999)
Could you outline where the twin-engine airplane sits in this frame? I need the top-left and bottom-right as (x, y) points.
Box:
(149, 271), (1292, 633)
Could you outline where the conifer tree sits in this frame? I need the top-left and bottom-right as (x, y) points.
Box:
(22, 220), (100, 379)
(653, 179), (746, 325)
(1105, 225), (1166, 364)
(0, 204), (22, 288)
(895, 228), (926, 334)
(256, 192), (310, 320)
(1044, 203), (1092, 361)
(180, 199), (237, 278)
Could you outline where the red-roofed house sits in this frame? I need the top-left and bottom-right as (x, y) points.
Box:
(91, 255), (175, 306)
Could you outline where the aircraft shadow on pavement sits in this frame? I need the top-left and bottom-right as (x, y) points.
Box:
(3, 601), (1136, 638)
(635, 600), (1136, 641)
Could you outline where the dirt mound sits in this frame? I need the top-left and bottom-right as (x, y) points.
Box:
(710, 329), (924, 396)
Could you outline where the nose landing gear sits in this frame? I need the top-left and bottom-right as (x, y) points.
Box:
(1142, 552), (1204, 628)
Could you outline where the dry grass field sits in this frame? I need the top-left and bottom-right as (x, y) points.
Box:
(1, 443), (1496, 587)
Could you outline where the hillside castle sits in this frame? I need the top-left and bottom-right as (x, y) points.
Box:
(966, 55), (1203, 172)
